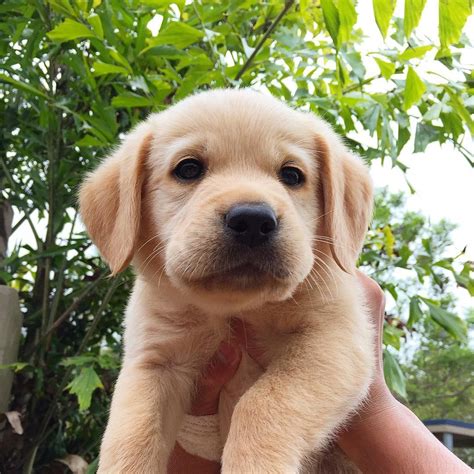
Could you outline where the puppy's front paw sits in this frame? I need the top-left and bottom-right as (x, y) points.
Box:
(222, 455), (297, 474)
(222, 439), (299, 474)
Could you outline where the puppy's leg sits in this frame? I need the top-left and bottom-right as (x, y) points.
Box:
(98, 361), (194, 474)
(222, 321), (373, 473)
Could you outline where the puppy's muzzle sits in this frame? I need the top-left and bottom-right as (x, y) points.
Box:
(225, 202), (278, 248)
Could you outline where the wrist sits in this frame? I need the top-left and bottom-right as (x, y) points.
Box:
(337, 388), (400, 450)
(359, 379), (397, 421)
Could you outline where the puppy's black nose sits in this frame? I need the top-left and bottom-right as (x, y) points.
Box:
(225, 203), (278, 247)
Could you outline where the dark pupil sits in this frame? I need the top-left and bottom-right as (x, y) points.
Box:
(176, 160), (202, 180)
(281, 167), (301, 185)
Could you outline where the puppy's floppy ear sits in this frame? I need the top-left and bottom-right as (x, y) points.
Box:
(79, 123), (153, 275)
(317, 135), (373, 273)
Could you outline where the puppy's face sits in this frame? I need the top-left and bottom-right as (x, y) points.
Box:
(80, 90), (373, 313)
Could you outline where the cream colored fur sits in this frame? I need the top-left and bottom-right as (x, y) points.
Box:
(79, 89), (374, 473)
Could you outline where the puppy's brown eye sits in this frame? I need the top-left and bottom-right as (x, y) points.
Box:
(174, 158), (204, 181)
(279, 166), (304, 186)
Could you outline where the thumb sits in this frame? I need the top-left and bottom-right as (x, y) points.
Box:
(190, 341), (242, 416)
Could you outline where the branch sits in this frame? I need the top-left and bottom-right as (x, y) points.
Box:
(45, 210), (78, 348)
(27, 270), (108, 358)
(235, 0), (295, 81)
(192, 2), (232, 87)
(32, 275), (123, 452)
(43, 271), (108, 338)
(0, 157), (42, 246)
(450, 138), (474, 166)
(412, 382), (474, 402)
(342, 66), (404, 94)
(10, 213), (27, 235)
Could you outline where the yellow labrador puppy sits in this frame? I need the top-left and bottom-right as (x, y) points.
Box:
(80, 89), (374, 473)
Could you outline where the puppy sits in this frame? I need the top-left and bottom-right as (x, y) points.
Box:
(79, 89), (374, 473)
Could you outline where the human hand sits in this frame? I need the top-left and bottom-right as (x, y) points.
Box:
(168, 341), (242, 473)
(336, 271), (398, 446)
(188, 341), (243, 416)
(337, 273), (471, 473)
(349, 272), (397, 419)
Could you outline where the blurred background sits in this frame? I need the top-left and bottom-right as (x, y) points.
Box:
(0, 0), (473, 472)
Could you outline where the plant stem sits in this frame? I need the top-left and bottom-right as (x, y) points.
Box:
(193, 1), (231, 86)
(235, 0), (295, 81)
(26, 270), (108, 359)
(342, 66), (404, 94)
(45, 272), (106, 334)
(46, 211), (78, 342)
(0, 157), (42, 246)
(27, 276), (122, 468)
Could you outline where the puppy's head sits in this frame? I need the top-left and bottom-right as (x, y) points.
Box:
(79, 90), (372, 313)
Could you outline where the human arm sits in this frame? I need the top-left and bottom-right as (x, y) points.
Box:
(337, 273), (471, 473)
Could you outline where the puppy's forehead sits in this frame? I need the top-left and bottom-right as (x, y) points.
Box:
(153, 90), (316, 169)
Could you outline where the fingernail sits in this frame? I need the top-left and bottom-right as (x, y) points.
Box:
(216, 341), (239, 364)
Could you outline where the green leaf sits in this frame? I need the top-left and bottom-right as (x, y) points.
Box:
(384, 282), (398, 301)
(455, 263), (474, 296)
(439, 0), (471, 48)
(404, 0), (427, 38)
(0, 73), (48, 99)
(445, 87), (474, 134)
(111, 93), (154, 108)
(76, 135), (106, 147)
(61, 355), (97, 367)
(337, 0), (357, 43)
(403, 66), (426, 110)
(66, 367), (103, 411)
(141, 45), (187, 58)
(47, 19), (96, 43)
(86, 457), (99, 474)
(148, 22), (204, 49)
(87, 13), (104, 39)
(383, 225), (395, 258)
(321, 0), (340, 47)
(362, 103), (380, 135)
(383, 323), (404, 350)
(92, 61), (129, 76)
(107, 47), (133, 73)
(0, 270), (12, 282)
(414, 123), (439, 153)
(47, 0), (76, 16)
(383, 350), (407, 398)
(374, 57), (395, 80)
(423, 102), (442, 121)
(343, 51), (366, 79)
(96, 352), (120, 370)
(399, 45), (433, 61)
(425, 302), (467, 342)
(408, 296), (423, 328)
(0, 361), (30, 372)
(373, 0), (396, 38)
(397, 125), (410, 153)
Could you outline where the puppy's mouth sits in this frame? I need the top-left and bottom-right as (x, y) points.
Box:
(177, 245), (292, 291)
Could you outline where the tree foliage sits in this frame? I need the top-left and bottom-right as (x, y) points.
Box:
(0, 0), (472, 471)
(404, 317), (474, 466)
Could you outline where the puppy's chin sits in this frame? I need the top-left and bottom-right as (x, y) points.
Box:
(167, 266), (299, 315)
